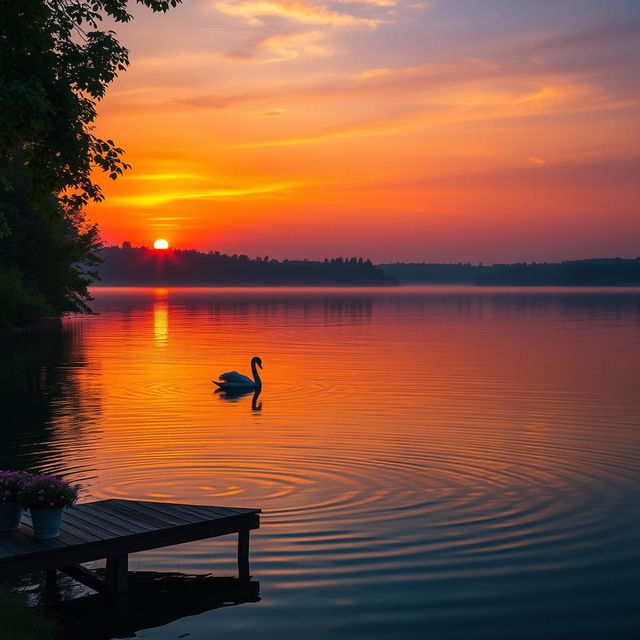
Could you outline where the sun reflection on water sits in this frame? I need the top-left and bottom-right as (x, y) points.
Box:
(153, 288), (169, 347)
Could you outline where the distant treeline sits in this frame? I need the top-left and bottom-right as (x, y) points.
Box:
(381, 258), (640, 285)
(97, 245), (392, 285)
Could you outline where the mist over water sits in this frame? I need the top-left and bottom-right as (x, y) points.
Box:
(2, 287), (639, 639)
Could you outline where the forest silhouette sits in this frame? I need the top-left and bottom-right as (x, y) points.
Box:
(382, 258), (640, 286)
(97, 247), (640, 287)
(98, 245), (391, 286)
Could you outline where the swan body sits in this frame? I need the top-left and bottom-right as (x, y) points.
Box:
(213, 356), (263, 390)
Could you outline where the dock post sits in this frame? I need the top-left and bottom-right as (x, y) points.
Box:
(238, 529), (251, 580)
(45, 568), (57, 590)
(105, 554), (129, 593)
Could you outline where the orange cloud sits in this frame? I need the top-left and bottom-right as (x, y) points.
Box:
(332, 0), (396, 5)
(359, 58), (497, 80)
(231, 80), (603, 149)
(264, 107), (288, 115)
(259, 30), (334, 61)
(111, 182), (301, 207)
(175, 57), (520, 112)
(213, 0), (382, 28)
(128, 173), (202, 181)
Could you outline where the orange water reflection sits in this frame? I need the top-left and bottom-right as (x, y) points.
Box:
(153, 288), (169, 347)
(35, 287), (637, 505)
(6, 288), (640, 611)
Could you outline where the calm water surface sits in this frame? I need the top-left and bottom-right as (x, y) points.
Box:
(1, 287), (639, 638)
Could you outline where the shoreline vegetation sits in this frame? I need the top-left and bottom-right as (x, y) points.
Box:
(96, 246), (640, 287)
(97, 245), (393, 286)
(382, 258), (640, 286)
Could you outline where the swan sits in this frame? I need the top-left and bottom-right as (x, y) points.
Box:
(213, 356), (263, 390)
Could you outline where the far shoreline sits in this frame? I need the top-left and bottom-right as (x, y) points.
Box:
(89, 283), (640, 289)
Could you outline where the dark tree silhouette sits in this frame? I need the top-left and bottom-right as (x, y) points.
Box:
(0, 1), (181, 326)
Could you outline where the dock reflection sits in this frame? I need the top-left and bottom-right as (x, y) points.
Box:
(52, 572), (260, 639)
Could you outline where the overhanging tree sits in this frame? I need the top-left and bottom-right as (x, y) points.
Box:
(0, 0), (181, 325)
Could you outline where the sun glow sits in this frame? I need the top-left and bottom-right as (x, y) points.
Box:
(154, 238), (170, 250)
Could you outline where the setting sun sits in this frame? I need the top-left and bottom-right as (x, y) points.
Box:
(154, 238), (169, 250)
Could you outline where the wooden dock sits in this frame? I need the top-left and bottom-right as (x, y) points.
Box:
(0, 499), (260, 593)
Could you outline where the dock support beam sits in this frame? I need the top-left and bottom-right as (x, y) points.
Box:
(238, 529), (250, 580)
(106, 554), (129, 593)
(60, 564), (109, 594)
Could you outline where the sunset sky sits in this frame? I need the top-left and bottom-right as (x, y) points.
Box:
(90, 0), (640, 263)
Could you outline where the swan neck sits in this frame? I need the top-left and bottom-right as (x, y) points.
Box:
(251, 359), (262, 387)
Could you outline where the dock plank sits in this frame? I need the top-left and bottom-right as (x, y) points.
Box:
(156, 502), (246, 521)
(96, 501), (191, 530)
(112, 500), (197, 526)
(70, 503), (151, 536)
(84, 502), (160, 533)
(61, 510), (132, 540)
(21, 508), (108, 543)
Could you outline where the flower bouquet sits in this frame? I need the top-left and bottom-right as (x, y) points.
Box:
(0, 471), (30, 531)
(20, 474), (79, 539)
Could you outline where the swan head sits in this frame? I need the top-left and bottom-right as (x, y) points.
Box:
(252, 356), (263, 369)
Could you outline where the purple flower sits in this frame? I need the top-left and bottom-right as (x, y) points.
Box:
(0, 470), (31, 503)
(18, 473), (80, 509)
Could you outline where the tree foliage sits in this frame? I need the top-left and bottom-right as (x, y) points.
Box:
(0, 0), (181, 326)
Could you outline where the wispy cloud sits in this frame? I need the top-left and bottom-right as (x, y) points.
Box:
(231, 80), (609, 148)
(213, 0), (383, 27)
(379, 157), (640, 192)
(358, 58), (498, 81)
(179, 92), (260, 109)
(112, 182), (301, 207)
(263, 106), (288, 115)
(332, 0), (396, 6)
(128, 173), (202, 181)
(406, 1), (432, 10)
(519, 20), (640, 55)
(144, 216), (195, 221)
(258, 30), (334, 61)
(134, 52), (221, 69)
(178, 57), (501, 110)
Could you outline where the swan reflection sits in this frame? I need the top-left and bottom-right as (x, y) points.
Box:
(215, 387), (263, 412)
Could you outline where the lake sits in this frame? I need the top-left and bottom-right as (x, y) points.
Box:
(1, 286), (639, 639)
